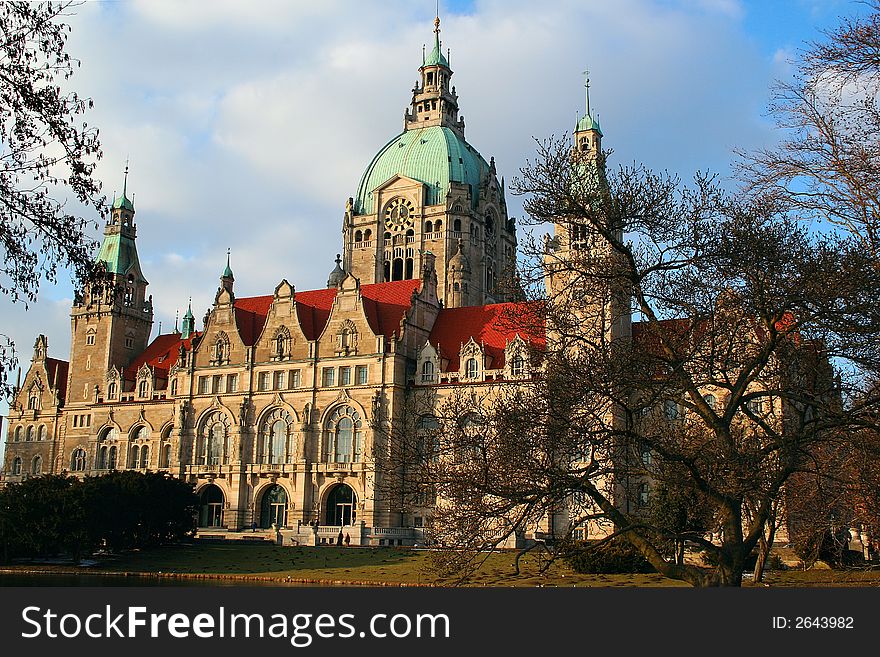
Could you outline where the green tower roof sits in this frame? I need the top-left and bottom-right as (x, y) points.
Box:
(576, 113), (602, 136)
(424, 17), (449, 68)
(222, 249), (233, 279)
(354, 126), (489, 214)
(95, 232), (145, 281)
(111, 192), (135, 212)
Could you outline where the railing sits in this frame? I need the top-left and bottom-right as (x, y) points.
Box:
(371, 527), (414, 537)
(354, 240), (374, 249)
(424, 231), (442, 240)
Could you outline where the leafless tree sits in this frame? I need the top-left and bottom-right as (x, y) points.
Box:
(0, 2), (104, 397)
(379, 132), (880, 586)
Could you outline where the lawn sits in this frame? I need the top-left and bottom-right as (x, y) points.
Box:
(5, 542), (880, 587)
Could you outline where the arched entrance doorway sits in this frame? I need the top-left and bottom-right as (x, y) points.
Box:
(325, 484), (356, 526)
(259, 484), (288, 529)
(199, 484), (224, 528)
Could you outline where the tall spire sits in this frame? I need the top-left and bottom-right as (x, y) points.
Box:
(222, 248), (233, 279)
(425, 15), (449, 67)
(407, 14), (460, 134)
(584, 69), (591, 118)
(123, 158), (129, 198)
(576, 69), (602, 136)
(181, 297), (195, 339)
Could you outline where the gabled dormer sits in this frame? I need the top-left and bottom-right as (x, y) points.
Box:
(417, 341), (440, 385)
(460, 337), (484, 380)
(505, 334), (531, 379)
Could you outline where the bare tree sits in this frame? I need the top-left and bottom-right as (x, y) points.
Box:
(737, 2), (880, 258)
(380, 133), (880, 587)
(0, 1), (104, 396)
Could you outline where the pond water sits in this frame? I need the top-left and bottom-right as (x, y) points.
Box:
(0, 572), (334, 587)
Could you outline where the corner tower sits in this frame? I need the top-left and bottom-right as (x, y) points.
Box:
(67, 166), (154, 405)
(544, 75), (630, 344)
(343, 16), (517, 308)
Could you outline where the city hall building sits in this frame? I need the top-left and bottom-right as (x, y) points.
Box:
(2, 18), (616, 546)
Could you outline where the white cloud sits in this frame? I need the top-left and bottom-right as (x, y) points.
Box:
(2, 0), (789, 420)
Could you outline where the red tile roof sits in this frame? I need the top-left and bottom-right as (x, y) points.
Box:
(233, 279), (424, 344)
(124, 332), (201, 381)
(429, 301), (545, 371)
(293, 288), (336, 341)
(233, 295), (273, 346)
(45, 357), (69, 403)
(360, 280), (422, 338)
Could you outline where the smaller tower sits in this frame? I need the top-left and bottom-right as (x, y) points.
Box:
(181, 298), (195, 339)
(67, 163), (153, 405)
(447, 238), (471, 308)
(220, 249), (234, 294)
(327, 254), (346, 288)
(574, 70), (602, 157)
(404, 16), (464, 136)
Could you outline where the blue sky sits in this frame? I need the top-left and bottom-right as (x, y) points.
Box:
(0, 0), (872, 428)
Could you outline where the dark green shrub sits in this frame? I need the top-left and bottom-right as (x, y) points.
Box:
(561, 537), (655, 574)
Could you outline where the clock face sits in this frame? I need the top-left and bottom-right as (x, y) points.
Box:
(384, 198), (414, 230)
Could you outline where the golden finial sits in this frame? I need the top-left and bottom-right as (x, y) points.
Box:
(434, 16), (440, 33)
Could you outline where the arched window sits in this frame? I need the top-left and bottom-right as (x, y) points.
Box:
(325, 484), (356, 526)
(457, 413), (486, 463)
(364, 229), (372, 241)
(383, 260), (391, 282)
(38, 425), (47, 441)
(107, 382), (117, 399)
(421, 360), (435, 383)
(259, 409), (293, 465)
(14, 426), (22, 442)
(71, 448), (87, 472)
(139, 379), (149, 397)
(325, 406), (363, 464)
(405, 257), (414, 279)
(465, 358), (479, 379)
(418, 415), (441, 463)
(171, 379), (178, 396)
(108, 446), (118, 470)
(639, 482), (650, 506)
(28, 393), (38, 410)
(354, 230), (363, 243)
(453, 218), (462, 232)
(424, 220), (433, 232)
(260, 484), (288, 528)
(139, 445), (149, 469)
(199, 485), (224, 528)
(12, 457), (22, 475)
(199, 412), (230, 466)
(131, 445), (140, 469)
(511, 354), (526, 377)
(134, 425), (149, 441)
(26, 425), (35, 442)
(30, 455), (42, 475)
(434, 219), (442, 231)
(160, 443), (172, 468)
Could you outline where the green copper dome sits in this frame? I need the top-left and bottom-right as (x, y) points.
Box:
(576, 113), (602, 136)
(354, 126), (489, 214)
(111, 192), (134, 212)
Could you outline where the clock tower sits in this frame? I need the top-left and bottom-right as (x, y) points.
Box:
(339, 16), (518, 308)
